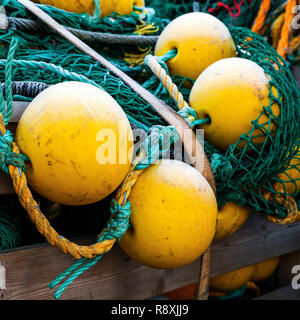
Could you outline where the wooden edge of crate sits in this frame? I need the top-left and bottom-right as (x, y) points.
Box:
(255, 285), (300, 300)
(0, 213), (300, 300)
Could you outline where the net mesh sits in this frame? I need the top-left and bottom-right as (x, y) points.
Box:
(0, 0), (299, 253)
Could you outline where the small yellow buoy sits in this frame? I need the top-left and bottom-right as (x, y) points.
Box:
(210, 265), (256, 292)
(276, 143), (300, 194)
(214, 202), (251, 241)
(16, 81), (133, 206)
(210, 257), (280, 293)
(119, 159), (218, 269)
(35, 0), (144, 17)
(154, 12), (236, 81)
(251, 257), (280, 282)
(189, 57), (280, 151)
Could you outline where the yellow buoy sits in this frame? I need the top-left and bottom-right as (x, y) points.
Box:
(35, 0), (144, 17)
(276, 143), (300, 194)
(210, 256), (280, 293)
(154, 12), (236, 81)
(189, 57), (280, 151)
(119, 159), (218, 269)
(16, 81), (133, 206)
(252, 257), (280, 282)
(210, 265), (256, 292)
(214, 202), (251, 241)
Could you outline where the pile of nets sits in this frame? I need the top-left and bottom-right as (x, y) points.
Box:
(146, 0), (299, 64)
(0, 0), (298, 249)
(146, 0), (263, 27)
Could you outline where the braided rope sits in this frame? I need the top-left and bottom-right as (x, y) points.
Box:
(6, 17), (159, 46)
(277, 0), (297, 59)
(144, 53), (210, 129)
(251, 0), (271, 33)
(5, 114), (149, 260)
(145, 54), (189, 110)
(4, 37), (19, 125)
(262, 186), (299, 225)
(289, 34), (300, 53)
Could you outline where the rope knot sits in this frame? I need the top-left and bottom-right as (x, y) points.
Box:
(135, 125), (180, 170)
(0, 130), (28, 174)
(178, 106), (198, 128)
(99, 199), (131, 242)
(211, 153), (233, 179)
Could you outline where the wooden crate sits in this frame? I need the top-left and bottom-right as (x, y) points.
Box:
(1, 213), (300, 300)
(0, 67), (299, 301)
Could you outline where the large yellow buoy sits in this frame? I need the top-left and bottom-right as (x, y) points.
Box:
(210, 265), (256, 292)
(15, 81), (133, 206)
(214, 202), (251, 241)
(119, 160), (218, 269)
(35, 0), (144, 16)
(189, 57), (280, 151)
(276, 143), (300, 194)
(251, 257), (280, 282)
(154, 12), (236, 81)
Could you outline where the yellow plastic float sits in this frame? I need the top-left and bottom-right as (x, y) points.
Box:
(119, 159), (218, 269)
(214, 202), (251, 241)
(210, 256), (280, 293)
(16, 81), (133, 206)
(154, 12), (236, 82)
(189, 57), (280, 151)
(210, 265), (256, 292)
(251, 257), (280, 282)
(35, 0), (145, 16)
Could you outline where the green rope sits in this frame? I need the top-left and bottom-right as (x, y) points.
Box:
(209, 285), (247, 301)
(0, 130), (28, 174)
(158, 49), (177, 62)
(4, 36), (18, 125)
(49, 199), (131, 300)
(48, 125), (178, 299)
(92, 0), (101, 20)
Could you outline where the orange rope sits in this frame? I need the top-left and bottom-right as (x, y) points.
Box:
(251, 0), (271, 33)
(277, 0), (297, 59)
(271, 12), (285, 48)
(262, 186), (299, 225)
(0, 112), (144, 259)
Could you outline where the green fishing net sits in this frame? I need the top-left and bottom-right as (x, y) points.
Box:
(146, 0), (299, 64)
(0, 205), (22, 250)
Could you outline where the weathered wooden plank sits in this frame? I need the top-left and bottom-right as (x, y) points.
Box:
(291, 65), (300, 88)
(255, 285), (300, 300)
(0, 213), (300, 300)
